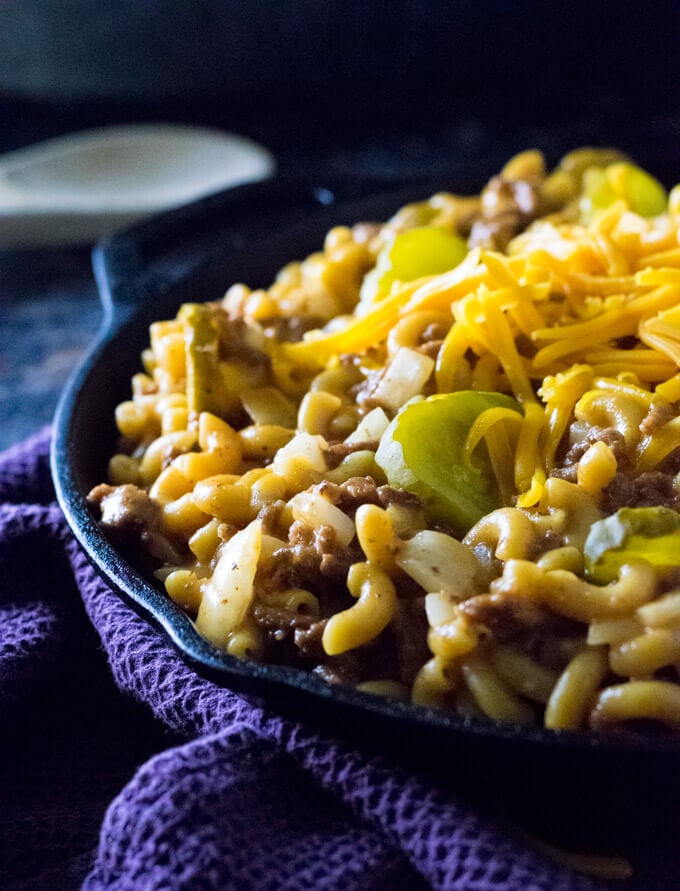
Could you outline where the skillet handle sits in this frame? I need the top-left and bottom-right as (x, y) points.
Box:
(91, 177), (360, 326)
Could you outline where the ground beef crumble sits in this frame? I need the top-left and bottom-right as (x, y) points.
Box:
(600, 471), (680, 514)
(468, 175), (544, 251)
(549, 419), (680, 514)
(265, 520), (363, 596)
(315, 477), (422, 516)
(87, 483), (185, 563)
(550, 426), (629, 483)
(460, 593), (584, 670)
(639, 401), (676, 436)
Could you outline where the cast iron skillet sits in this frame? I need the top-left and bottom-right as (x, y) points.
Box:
(52, 175), (680, 846)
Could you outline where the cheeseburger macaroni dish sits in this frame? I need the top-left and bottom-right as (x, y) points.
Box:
(90, 149), (680, 734)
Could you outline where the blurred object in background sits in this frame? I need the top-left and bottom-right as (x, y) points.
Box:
(0, 125), (274, 247)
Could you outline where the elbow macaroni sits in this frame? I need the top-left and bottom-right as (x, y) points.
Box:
(91, 149), (680, 736)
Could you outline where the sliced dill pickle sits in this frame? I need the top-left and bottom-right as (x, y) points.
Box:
(179, 303), (226, 417)
(375, 391), (522, 535)
(580, 162), (667, 221)
(585, 506), (680, 583)
(361, 226), (467, 302)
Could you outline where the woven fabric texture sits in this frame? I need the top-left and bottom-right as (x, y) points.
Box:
(0, 429), (628, 890)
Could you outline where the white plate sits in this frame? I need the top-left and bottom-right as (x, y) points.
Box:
(0, 124), (275, 248)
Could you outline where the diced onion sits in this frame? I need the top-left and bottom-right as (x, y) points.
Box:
(396, 530), (477, 595)
(288, 490), (356, 546)
(196, 519), (262, 646)
(371, 347), (435, 411)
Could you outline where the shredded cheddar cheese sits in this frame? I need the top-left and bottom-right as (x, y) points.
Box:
(276, 198), (680, 505)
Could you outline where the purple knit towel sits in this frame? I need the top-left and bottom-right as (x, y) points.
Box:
(0, 429), (621, 890)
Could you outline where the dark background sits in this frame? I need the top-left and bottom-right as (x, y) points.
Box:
(2, 0), (680, 446)
(2, 5), (680, 887)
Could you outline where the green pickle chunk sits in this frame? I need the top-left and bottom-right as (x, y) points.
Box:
(580, 162), (667, 222)
(179, 302), (225, 417)
(375, 391), (522, 535)
(584, 506), (680, 584)
(361, 226), (467, 301)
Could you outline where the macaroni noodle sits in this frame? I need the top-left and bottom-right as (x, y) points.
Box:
(89, 149), (680, 735)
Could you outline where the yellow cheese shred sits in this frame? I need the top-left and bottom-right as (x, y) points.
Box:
(270, 191), (680, 508)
